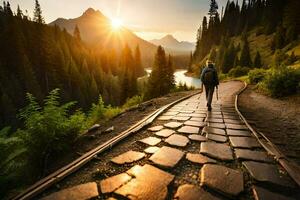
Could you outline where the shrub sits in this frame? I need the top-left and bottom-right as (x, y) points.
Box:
(262, 68), (300, 97)
(17, 89), (86, 177)
(248, 68), (268, 84)
(0, 127), (27, 195)
(172, 82), (195, 92)
(273, 50), (289, 68)
(228, 66), (250, 77)
(88, 95), (122, 125)
(122, 95), (144, 109)
(218, 73), (228, 81)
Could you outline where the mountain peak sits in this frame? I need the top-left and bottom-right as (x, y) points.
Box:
(82, 8), (103, 17)
(150, 34), (195, 52)
(161, 34), (178, 43)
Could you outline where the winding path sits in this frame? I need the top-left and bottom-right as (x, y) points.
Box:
(38, 81), (299, 200)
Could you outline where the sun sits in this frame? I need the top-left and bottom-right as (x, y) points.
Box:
(111, 18), (123, 30)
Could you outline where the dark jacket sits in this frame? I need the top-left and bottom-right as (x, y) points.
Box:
(200, 65), (219, 86)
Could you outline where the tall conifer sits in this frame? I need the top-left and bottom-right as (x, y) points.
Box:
(33, 0), (44, 24)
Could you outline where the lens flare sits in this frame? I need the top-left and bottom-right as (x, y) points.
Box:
(111, 18), (122, 30)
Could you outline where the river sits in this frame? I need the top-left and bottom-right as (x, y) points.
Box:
(146, 69), (202, 89)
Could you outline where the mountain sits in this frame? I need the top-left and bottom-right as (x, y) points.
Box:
(150, 34), (195, 52)
(50, 8), (157, 66)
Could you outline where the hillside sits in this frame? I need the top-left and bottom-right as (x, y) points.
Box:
(191, 0), (300, 74)
(50, 8), (157, 67)
(150, 34), (195, 52)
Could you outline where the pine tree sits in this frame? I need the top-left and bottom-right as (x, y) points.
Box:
(254, 51), (262, 68)
(239, 34), (252, 67)
(166, 54), (175, 90)
(120, 45), (136, 103)
(73, 25), (81, 41)
(188, 52), (193, 72)
(134, 45), (144, 77)
(209, 48), (217, 62)
(17, 5), (23, 18)
(222, 42), (236, 73)
(283, 0), (300, 36)
(274, 24), (286, 49)
(146, 46), (172, 99)
(33, 0), (45, 24)
(208, 0), (219, 20)
(5, 1), (13, 15)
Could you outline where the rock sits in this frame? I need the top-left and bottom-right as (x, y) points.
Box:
(229, 137), (261, 148)
(150, 146), (185, 168)
(111, 151), (145, 165)
(190, 113), (207, 118)
(163, 111), (179, 116)
(208, 115), (223, 119)
(41, 182), (98, 200)
(188, 134), (207, 142)
(100, 173), (132, 193)
(155, 129), (175, 137)
(200, 164), (244, 197)
(148, 125), (164, 132)
(206, 134), (227, 143)
(177, 113), (193, 117)
(174, 184), (220, 200)
(165, 134), (190, 147)
(235, 149), (273, 163)
(88, 124), (100, 133)
(208, 122), (226, 129)
(172, 116), (191, 121)
(115, 164), (174, 200)
(139, 136), (161, 146)
(180, 110), (194, 114)
(190, 117), (205, 122)
(226, 129), (252, 137)
(242, 161), (296, 188)
(200, 142), (233, 161)
(184, 121), (206, 127)
(126, 165), (143, 176)
(206, 118), (224, 123)
(144, 146), (160, 154)
(186, 153), (217, 164)
(202, 126), (226, 136)
(226, 124), (248, 130)
(224, 119), (244, 125)
(252, 186), (294, 200)
(104, 126), (114, 133)
(158, 116), (173, 121)
(164, 121), (183, 129)
(177, 126), (200, 134)
(223, 115), (240, 120)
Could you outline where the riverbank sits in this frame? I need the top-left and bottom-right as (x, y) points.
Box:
(238, 85), (300, 165)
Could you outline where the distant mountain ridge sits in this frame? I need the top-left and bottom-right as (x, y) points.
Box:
(50, 8), (157, 66)
(150, 34), (195, 52)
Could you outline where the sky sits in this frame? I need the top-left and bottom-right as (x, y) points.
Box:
(9, 0), (228, 42)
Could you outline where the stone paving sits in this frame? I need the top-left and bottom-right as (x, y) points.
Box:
(42, 83), (299, 200)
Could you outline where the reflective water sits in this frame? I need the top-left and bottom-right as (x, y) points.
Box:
(146, 69), (202, 88)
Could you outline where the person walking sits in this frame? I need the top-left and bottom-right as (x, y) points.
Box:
(200, 60), (219, 111)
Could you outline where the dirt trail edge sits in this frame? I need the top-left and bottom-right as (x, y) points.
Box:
(238, 85), (300, 165)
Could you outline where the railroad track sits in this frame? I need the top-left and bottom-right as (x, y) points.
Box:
(13, 82), (300, 200)
(13, 91), (201, 200)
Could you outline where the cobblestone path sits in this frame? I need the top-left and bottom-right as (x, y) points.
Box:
(42, 82), (299, 200)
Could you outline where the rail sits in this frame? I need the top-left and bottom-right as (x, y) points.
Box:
(235, 81), (300, 187)
(13, 90), (201, 200)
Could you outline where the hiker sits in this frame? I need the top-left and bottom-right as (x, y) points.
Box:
(200, 60), (219, 111)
